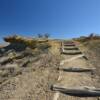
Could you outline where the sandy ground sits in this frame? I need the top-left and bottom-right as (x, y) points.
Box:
(0, 40), (61, 100)
(53, 42), (99, 100)
(0, 40), (99, 100)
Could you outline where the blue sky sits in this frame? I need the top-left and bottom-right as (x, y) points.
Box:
(0, 0), (100, 42)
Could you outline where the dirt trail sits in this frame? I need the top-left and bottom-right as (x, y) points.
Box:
(53, 41), (98, 100)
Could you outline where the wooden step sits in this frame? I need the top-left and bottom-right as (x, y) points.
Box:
(62, 51), (82, 55)
(52, 85), (100, 97)
(64, 47), (79, 50)
(64, 44), (76, 46)
(64, 41), (74, 43)
(59, 67), (95, 72)
(63, 49), (80, 52)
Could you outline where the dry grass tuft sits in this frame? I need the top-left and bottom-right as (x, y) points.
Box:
(77, 37), (100, 87)
(4, 35), (49, 49)
(75, 34), (100, 43)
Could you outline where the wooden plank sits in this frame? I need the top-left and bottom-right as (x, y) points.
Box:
(64, 44), (76, 46)
(61, 48), (82, 54)
(52, 85), (100, 97)
(59, 67), (96, 72)
(62, 51), (82, 55)
(64, 47), (79, 50)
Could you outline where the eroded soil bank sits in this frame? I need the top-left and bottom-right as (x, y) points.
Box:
(0, 39), (61, 100)
(78, 39), (100, 88)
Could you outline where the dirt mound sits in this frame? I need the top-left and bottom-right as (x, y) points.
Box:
(0, 53), (60, 100)
(0, 36), (61, 100)
(76, 38), (100, 88)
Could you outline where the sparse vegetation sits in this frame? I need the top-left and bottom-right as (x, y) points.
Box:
(76, 34), (100, 88)
(75, 33), (100, 43)
(44, 33), (50, 39)
(37, 33), (50, 39)
(37, 33), (43, 38)
(0, 35), (61, 100)
(0, 35), (51, 54)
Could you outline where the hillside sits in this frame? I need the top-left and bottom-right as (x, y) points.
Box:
(0, 35), (61, 100)
(76, 35), (100, 87)
(0, 35), (100, 100)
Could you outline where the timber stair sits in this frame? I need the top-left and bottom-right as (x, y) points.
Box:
(62, 50), (82, 55)
(63, 47), (79, 50)
(52, 41), (99, 100)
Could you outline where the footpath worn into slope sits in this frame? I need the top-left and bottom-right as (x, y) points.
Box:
(53, 41), (99, 100)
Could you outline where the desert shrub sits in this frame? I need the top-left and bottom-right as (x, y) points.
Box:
(37, 43), (51, 52)
(37, 33), (50, 39)
(76, 33), (100, 43)
(37, 33), (43, 38)
(4, 35), (38, 49)
(44, 33), (50, 39)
